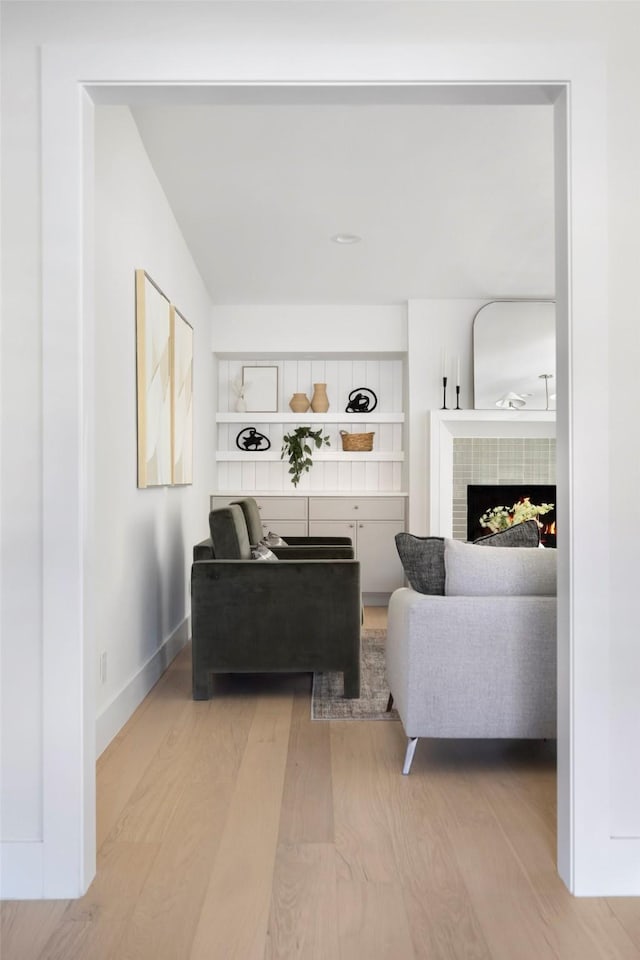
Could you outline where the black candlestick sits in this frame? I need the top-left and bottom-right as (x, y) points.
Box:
(441, 376), (448, 410)
(455, 385), (462, 410)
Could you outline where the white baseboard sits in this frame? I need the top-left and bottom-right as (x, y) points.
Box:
(96, 617), (190, 757)
(0, 840), (44, 899)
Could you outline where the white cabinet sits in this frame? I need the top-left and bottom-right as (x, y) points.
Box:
(308, 496), (405, 597)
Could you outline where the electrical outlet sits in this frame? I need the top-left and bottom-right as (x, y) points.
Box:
(100, 651), (107, 684)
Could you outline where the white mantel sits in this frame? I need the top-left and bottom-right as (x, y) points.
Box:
(428, 409), (556, 537)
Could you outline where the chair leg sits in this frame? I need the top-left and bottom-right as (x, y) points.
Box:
(192, 669), (210, 701)
(402, 737), (419, 775)
(343, 664), (360, 699)
(386, 693), (394, 712)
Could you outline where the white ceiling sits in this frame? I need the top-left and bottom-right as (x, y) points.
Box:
(130, 99), (554, 305)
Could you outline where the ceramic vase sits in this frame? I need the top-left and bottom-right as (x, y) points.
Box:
(310, 382), (330, 413)
(289, 392), (311, 413)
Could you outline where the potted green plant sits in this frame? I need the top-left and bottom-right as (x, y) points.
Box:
(281, 426), (330, 487)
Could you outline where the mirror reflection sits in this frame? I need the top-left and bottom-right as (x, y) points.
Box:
(473, 300), (556, 411)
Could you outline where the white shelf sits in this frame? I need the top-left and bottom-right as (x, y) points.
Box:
(216, 451), (404, 462)
(216, 412), (404, 424)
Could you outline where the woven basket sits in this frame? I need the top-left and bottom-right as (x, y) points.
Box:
(340, 430), (375, 452)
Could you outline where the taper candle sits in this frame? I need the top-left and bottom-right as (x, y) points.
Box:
(441, 350), (447, 378)
(456, 356), (460, 386)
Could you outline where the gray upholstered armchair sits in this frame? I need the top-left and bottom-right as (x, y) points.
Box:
(191, 504), (361, 700)
(386, 536), (557, 774)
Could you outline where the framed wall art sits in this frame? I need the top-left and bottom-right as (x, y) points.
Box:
(135, 269), (172, 488)
(171, 306), (194, 485)
(242, 365), (279, 412)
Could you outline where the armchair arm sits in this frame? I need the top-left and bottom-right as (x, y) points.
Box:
(283, 536), (353, 547)
(271, 544), (354, 560)
(193, 537), (214, 561)
(191, 558), (361, 679)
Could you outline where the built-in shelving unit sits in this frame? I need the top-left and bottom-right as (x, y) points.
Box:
(215, 357), (406, 493)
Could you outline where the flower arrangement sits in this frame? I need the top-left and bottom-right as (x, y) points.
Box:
(478, 497), (554, 534)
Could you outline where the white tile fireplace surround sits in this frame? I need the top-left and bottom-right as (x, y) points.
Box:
(428, 411), (556, 538)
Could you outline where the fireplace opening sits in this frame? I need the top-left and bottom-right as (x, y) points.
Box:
(466, 484), (557, 547)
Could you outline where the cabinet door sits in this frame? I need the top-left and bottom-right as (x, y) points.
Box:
(356, 520), (405, 594)
(308, 519), (356, 546)
(259, 519), (308, 538)
(310, 518), (404, 594)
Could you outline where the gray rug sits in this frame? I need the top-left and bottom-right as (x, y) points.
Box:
(311, 628), (400, 721)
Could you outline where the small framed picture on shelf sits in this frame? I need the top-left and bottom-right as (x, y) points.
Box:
(242, 366), (278, 412)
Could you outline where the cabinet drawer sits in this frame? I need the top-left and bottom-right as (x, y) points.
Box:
(254, 496), (308, 521)
(308, 496), (405, 522)
(259, 519), (308, 538)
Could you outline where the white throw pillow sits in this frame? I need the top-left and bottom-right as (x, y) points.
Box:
(444, 537), (557, 596)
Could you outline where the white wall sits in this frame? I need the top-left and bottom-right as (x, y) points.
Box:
(93, 107), (214, 754)
(212, 304), (406, 356)
(406, 300), (482, 533)
(1, 0), (639, 897)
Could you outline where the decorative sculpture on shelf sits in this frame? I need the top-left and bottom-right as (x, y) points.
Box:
(235, 427), (271, 452)
(345, 387), (378, 413)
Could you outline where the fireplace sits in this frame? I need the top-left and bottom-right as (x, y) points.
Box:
(466, 484), (557, 547)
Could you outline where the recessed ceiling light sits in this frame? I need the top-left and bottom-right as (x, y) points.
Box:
(331, 233), (362, 245)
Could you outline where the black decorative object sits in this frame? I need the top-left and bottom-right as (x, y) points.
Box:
(235, 427), (271, 452)
(455, 384), (462, 410)
(441, 376), (448, 410)
(345, 387), (378, 413)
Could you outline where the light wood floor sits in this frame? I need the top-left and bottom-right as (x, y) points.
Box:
(3, 607), (640, 960)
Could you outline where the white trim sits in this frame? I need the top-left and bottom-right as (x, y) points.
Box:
(96, 618), (190, 758)
(0, 841), (44, 900)
(33, 39), (630, 898)
(428, 410), (556, 538)
(216, 413), (405, 423)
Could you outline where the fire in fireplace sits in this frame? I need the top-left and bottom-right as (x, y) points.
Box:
(466, 484), (557, 547)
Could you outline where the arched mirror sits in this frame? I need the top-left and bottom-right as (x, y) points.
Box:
(473, 300), (556, 410)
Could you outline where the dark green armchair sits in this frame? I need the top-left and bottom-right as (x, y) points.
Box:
(191, 505), (361, 701)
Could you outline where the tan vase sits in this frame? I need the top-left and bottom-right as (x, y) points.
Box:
(289, 392), (310, 413)
(310, 382), (330, 413)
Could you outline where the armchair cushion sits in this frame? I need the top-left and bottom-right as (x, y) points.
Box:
(444, 537), (557, 596)
(208, 505), (252, 559)
(230, 497), (264, 545)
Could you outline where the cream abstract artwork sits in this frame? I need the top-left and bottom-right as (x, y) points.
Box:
(171, 306), (193, 485)
(136, 270), (172, 488)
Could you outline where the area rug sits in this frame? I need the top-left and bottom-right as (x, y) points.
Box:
(311, 628), (400, 721)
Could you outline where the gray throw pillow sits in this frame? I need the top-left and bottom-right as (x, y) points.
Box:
(251, 542), (279, 562)
(394, 534), (445, 595)
(444, 537), (557, 596)
(473, 519), (540, 548)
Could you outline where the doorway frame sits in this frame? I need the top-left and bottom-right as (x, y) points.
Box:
(29, 40), (622, 897)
